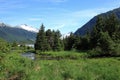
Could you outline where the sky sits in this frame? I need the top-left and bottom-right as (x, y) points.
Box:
(0, 0), (120, 34)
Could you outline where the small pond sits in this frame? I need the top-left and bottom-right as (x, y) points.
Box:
(22, 52), (35, 60)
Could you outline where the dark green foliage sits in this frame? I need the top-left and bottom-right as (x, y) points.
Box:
(53, 30), (62, 51)
(105, 14), (120, 37)
(12, 41), (18, 47)
(46, 29), (53, 50)
(88, 32), (116, 57)
(64, 32), (91, 51)
(0, 38), (10, 53)
(19, 44), (27, 50)
(64, 32), (75, 50)
(90, 16), (105, 48)
(29, 13), (120, 57)
(80, 34), (91, 50)
(35, 24), (49, 51)
(35, 24), (63, 52)
(64, 13), (120, 57)
(89, 13), (120, 57)
(98, 32), (116, 56)
(11, 41), (19, 50)
(73, 35), (81, 50)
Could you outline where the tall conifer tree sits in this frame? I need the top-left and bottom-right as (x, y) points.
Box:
(35, 24), (48, 51)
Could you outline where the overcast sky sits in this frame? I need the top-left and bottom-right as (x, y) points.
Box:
(0, 0), (120, 34)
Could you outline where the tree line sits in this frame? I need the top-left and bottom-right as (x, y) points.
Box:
(35, 24), (63, 51)
(63, 13), (120, 57)
(1, 13), (119, 57)
(35, 13), (120, 57)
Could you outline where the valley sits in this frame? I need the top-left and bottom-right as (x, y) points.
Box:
(0, 1), (120, 80)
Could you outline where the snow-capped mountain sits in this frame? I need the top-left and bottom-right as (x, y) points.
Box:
(17, 24), (38, 33)
(0, 23), (37, 42)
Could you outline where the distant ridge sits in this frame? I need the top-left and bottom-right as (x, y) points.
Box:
(74, 7), (120, 35)
(0, 22), (37, 43)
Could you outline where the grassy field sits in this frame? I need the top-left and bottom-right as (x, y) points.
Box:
(0, 51), (120, 80)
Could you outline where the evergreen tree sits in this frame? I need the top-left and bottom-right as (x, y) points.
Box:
(35, 25), (63, 51)
(81, 34), (91, 50)
(105, 13), (120, 37)
(53, 30), (62, 51)
(98, 32), (115, 56)
(46, 29), (54, 50)
(89, 14), (120, 57)
(64, 32), (75, 50)
(73, 35), (81, 50)
(90, 16), (105, 48)
(102, 14), (120, 56)
(35, 24), (49, 51)
(107, 14), (120, 43)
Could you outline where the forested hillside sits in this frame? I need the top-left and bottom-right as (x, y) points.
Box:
(74, 7), (120, 35)
(66, 13), (120, 57)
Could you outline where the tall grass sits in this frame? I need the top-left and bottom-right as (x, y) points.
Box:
(36, 51), (87, 60)
(0, 51), (120, 80)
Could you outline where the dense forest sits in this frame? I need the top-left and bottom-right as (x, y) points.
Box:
(0, 13), (119, 57)
(35, 13), (120, 57)
(35, 24), (63, 51)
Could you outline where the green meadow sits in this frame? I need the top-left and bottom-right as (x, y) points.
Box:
(0, 51), (120, 80)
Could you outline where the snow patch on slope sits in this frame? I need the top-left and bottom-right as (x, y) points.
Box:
(18, 24), (38, 33)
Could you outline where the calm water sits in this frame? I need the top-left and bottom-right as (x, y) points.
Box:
(22, 52), (35, 60)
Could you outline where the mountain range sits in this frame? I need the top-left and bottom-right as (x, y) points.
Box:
(74, 7), (120, 35)
(1, 7), (120, 43)
(0, 23), (37, 43)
